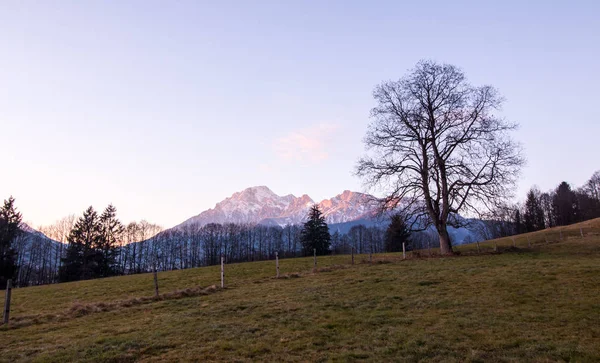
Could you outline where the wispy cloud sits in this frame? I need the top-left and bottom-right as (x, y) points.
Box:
(273, 123), (340, 163)
(258, 163), (273, 172)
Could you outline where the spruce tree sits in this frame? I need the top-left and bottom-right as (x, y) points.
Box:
(99, 205), (124, 277)
(60, 206), (103, 281)
(0, 197), (22, 289)
(59, 236), (83, 282)
(524, 189), (545, 232)
(300, 206), (331, 256)
(385, 213), (411, 252)
(552, 182), (580, 226)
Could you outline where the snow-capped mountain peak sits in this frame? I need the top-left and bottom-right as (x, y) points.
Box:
(317, 190), (378, 224)
(231, 186), (281, 203)
(171, 186), (486, 245)
(176, 186), (378, 228)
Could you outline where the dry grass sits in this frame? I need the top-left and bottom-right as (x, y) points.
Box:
(2, 285), (220, 330)
(0, 218), (599, 362)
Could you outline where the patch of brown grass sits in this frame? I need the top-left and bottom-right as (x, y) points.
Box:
(314, 264), (348, 273)
(2, 285), (220, 330)
(277, 272), (301, 279)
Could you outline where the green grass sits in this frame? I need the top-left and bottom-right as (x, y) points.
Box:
(1, 219), (600, 362)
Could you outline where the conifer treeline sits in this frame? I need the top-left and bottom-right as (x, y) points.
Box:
(7, 203), (402, 286)
(516, 171), (600, 233)
(11, 214), (165, 286)
(59, 205), (124, 282)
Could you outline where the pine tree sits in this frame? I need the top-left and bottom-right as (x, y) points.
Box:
(59, 236), (83, 282)
(385, 213), (411, 252)
(300, 206), (331, 256)
(514, 209), (524, 234)
(60, 206), (103, 282)
(524, 189), (545, 232)
(552, 182), (580, 226)
(0, 197), (22, 289)
(99, 205), (124, 277)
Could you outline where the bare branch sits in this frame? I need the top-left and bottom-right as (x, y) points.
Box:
(356, 60), (524, 255)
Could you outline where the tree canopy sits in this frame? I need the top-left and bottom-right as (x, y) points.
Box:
(300, 206), (331, 256)
(0, 197), (21, 289)
(385, 213), (411, 252)
(60, 205), (123, 282)
(357, 60), (523, 255)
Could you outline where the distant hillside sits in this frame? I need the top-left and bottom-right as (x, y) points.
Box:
(12, 224), (62, 286)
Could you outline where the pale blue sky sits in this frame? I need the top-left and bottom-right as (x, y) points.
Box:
(1, 1), (599, 228)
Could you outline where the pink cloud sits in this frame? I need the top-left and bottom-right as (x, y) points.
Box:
(274, 123), (340, 162)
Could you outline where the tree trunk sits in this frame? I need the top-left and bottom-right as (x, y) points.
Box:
(438, 227), (454, 255)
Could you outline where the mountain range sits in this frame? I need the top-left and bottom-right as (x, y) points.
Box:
(24, 186), (485, 247)
(170, 186), (488, 243)
(176, 186), (381, 228)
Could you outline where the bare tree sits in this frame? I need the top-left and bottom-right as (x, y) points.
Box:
(35, 215), (76, 283)
(357, 60), (523, 255)
(586, 171), (600, 201)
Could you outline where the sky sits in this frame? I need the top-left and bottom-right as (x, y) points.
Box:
(1, 1), (599, 228)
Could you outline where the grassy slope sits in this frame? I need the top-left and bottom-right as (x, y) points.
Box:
(1, 218), (599, 362)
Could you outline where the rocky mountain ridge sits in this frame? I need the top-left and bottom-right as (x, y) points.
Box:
(177, 186), (379, 228)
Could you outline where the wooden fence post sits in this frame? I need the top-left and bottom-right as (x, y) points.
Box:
(402, 242), (406, 260)
(351, 247), (354, 265)
(313, 248), (317, 272)
(3, 279), (12, 324)
(476, 240), (481, 254)
(580, 227), (584, 238)
(153, 267), (159, 298)
(512, 236), (516, 248)
(427, 240), (432, 257)
(545, 234), (549, 244)
(494, 240), (498, 252)
(527, 236), (531, 248)
(220, 255), (225, 288)
(275, 252), (280, 278)
(369, 250), (372, 264)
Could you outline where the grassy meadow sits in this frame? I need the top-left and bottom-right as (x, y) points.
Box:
(1, 219), (599, 362)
